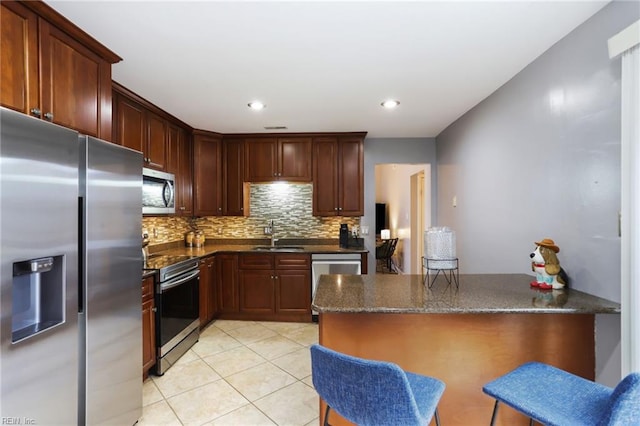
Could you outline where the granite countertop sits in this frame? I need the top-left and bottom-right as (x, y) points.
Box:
(148, 239), (368, 259)
(311, 273), (621, 314)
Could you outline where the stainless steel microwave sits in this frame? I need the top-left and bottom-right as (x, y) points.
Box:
(142, 168), (175, 214)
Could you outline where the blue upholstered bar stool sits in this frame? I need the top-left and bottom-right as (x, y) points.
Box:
(482, 362), (640, 425)
(310, 344), (445, 426)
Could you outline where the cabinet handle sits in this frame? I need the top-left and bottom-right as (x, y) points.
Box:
(180, 206), (185, 211)
(30, 108), (41, 118)
(44, 112), (54, 121)
(338, 207), (343, 211)
(152, 307), (157, 312)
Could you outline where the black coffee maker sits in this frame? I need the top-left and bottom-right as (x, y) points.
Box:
(339, 224), (349, 248)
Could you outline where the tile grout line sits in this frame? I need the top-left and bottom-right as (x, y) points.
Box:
(143, 321), (320, 426)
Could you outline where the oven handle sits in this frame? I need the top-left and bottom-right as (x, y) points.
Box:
(160, 269), (199, 293)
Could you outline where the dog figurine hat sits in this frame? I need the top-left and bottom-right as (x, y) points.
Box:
(530, 238), (568, 290)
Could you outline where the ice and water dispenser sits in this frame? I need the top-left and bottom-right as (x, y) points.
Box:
(11, 255), (65, 343)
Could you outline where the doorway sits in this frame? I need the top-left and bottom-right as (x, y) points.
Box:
(375, 164), (430, 273)
(410, 171), (425, 274)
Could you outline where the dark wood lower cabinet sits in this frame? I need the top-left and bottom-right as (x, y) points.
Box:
(216, 254), (239, 314)
(233, 253), (312, 322)
(199, 255), (217, 328)
(276, 269), (311, 316)
(239, 269), (275, 314)
(142, 276), (155, 377)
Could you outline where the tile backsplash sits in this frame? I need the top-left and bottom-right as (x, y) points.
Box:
(143, 183), (360, 245)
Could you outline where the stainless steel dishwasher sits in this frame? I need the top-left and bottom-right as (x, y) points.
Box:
(311, 253), (362, 318)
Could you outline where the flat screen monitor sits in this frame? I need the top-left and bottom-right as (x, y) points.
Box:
(375, 203), (387, 235)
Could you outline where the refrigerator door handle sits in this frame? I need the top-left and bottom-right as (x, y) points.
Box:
(160, 269), (199, 293)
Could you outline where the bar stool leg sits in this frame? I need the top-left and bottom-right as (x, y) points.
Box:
(489, 400), (500, 426)
(323, 405), (331, 426)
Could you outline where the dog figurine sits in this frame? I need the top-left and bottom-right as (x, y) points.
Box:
(529, 238), (568, 290)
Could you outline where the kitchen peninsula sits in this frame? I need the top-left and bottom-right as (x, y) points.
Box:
(312, 274), (620, 425)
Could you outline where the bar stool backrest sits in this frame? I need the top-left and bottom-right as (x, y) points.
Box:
(597, 372), (640, 425)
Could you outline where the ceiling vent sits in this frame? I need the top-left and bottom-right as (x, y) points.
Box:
(264, 126), (288, 130)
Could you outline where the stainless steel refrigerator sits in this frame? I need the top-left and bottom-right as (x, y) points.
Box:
(0, 106), (143, 425)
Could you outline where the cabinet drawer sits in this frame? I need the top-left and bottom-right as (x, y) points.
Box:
(275, 254), (310, 270)
(239, 253), (274, 270)
(142, 276), (154, 302)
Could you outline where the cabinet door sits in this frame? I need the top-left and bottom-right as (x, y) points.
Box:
(146, 112), (167, 170)
(239, 269), (275, 314)
(279, 137), (312, 181)
(276, 269), (311, 315)
(142, 276), (155, 373)
(206, 257), (217, 319)
(312, 137), (339, 216)
(245, 138), (277, 181)
(39, 19), (111, 138)
(216, 254), (238, 313)
(115, 95), (145, 153)
(223, 139), (245, 216)
(193, 135), (222, 216)
(0, 1), (39, 115)
(199, 256), (216, 327)
(165, 125), (192, 216)
(338, 136), (364, 216)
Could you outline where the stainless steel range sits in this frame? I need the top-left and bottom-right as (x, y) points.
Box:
(145, 255), (200, 375)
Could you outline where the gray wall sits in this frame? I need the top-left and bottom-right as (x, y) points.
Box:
(435, 1), (640, 385)
(363, 138), (437, 270)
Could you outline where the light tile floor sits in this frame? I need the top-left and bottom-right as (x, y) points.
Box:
(140, 320), (320, 426)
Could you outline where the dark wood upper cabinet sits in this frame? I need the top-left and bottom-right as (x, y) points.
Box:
(114, 94), (145, 152)
(244, 137), (311, 182)
(337, 136), (364, 216)
(1, 2), (39, 118)
(1, 1), (120, 140)
(112, 84), (180, 171)
(168, 124), (192, 216)
(244, 138), (277, 181)
(223, 138), (247, 216)
(313, 136), (364, 216)
(146, 111), (167, 170)
(193, 133), (222, 216)
(279, 137), (312, 181)
(114, 93), (167, 170)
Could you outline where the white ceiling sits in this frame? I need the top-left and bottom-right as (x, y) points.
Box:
(47, 1), (609, 138)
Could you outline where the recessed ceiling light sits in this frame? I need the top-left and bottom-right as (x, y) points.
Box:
(248, 101), (266, 110)
(381, 99), (400, 109)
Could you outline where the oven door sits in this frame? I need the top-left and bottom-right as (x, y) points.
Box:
(156, 268), (200, 356)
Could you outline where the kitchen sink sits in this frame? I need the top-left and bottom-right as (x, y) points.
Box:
(252, 246), (306, 252)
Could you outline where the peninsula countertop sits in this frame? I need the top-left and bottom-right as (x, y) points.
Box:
(311, 273), (620, 314)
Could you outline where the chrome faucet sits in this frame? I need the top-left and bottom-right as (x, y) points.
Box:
(270, 219), (279, 247)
